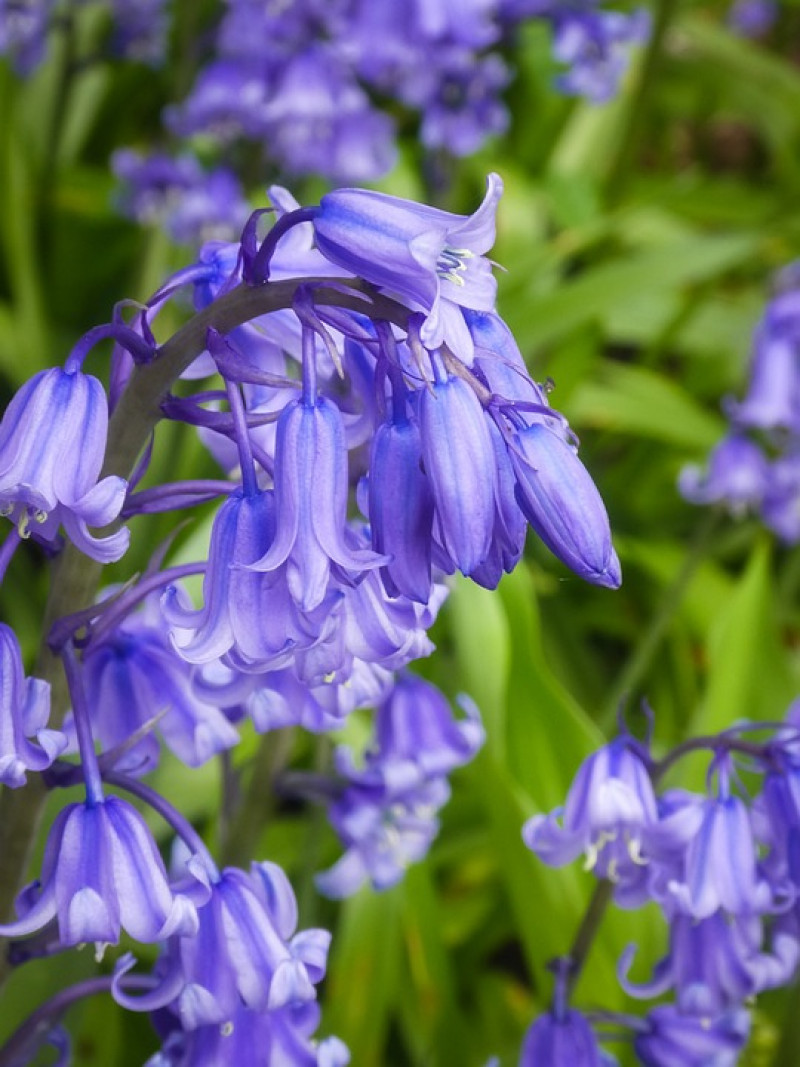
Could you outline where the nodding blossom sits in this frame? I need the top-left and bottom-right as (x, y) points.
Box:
(523, 736), (657, 886)
(0, 796), (197, 948)
(0, 366), (129, 562)
(312, 173), (503, 362)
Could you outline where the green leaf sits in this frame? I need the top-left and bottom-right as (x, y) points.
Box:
(690, 538), (797, 739)
(567, 363), (726, 448)
(324, 885), (404, 1065)
(502, 232), (761, 350)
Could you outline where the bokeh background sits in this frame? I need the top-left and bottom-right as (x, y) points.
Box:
(2, 0), (800, 1063)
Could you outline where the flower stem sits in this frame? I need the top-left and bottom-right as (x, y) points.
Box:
(564, 879), (615, 998)
(601, 508), (722, 729)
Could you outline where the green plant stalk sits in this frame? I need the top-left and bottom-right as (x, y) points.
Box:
(601, 507), (723, 729)
(0, 277), (408, 990)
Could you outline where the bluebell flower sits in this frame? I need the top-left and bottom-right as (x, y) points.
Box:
(369, 411), (435, 603)
(727, 0), (777, 36)
(551, 8), (651, 105)
(519, 1008), (609, 1066)
(679, 433), (769, 516)
(0, 367), (129, 561)
(77, 598), (240, 771)
(165, 59), (274, 142)
(113, 150), (250, 246)
(163, 488), (338, 668)
(418, 373), (498, 576)
(313, 174), (503, 362)
(262, 46), (397, 182)
(109, 0), (170, 66)
(334, 673), (484, 793)
(508, 420), (621, 588)
(162, 861), (329, 1029)
(728, 286), (800, 431)
(339, 556), (442, 671)
(618, 910), (796, 1016)
(671, 773), (771, 919)
(0, 622), (64, 787)
(248, 396), (383, 612)
(316, 778), (450, 897)
(406, 48), (510, 157)
(0, 0), (53, 74)
(146, 1002), (349, 1067)
(0, 795), (197, 947)
(762, 450), (800, 542)
(523, 737), (656, 885)
(633, 1005), (750, 1067)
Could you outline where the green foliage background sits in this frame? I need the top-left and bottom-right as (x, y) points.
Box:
(2, 0), (800, 1063)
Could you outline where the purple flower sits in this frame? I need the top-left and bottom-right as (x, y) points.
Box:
(762, 450), (800, 542)
(668, 771), (771, 919)
(552, 7), (651, 105)
(508, 420), (621, 588)
(728, 286), (800, 432)
(313, 174), (502, 361)
(163, 489), (337, 667)
(78, 599), (240, 771)
(112, 150), (250, 246)
(335, 673), (484, 793)
(727, 0), (777, 36)
(418, 373), (498, 576)
(316, 778), (450, 897)
(0, 367), (129, 561)
(519, 1008), (606, 1067)
(0, 622), (64, 787)
(633, 1006), (750, 1067)
(523, 737), (656, 883)
(619, 910), (796, 1016)
(263, 47), (396, 182)
(147, 1002), (349, 1067)
(0, 0), (53, 74)
(368, 412), (435, 603)
(679, 433), (769, 516)
(0, 795), (197, 946)
(109, 0), (170, 66)
(248, 396), (382, 612)
(165, 861), (329, 1030)
(404, 48), (510, 157)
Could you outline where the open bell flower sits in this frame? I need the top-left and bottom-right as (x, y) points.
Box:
(0, 367), (129, 562)
(0, 795), (198, 948)
(312, 174), (503, 363)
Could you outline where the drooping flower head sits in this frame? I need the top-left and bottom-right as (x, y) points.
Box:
(0, 367), (129, 561)
(519, 1007), (607, 1067)
(523, 735), (657, 886)
(0, 795), (197, 948)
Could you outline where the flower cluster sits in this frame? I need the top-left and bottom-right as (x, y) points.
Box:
(680, 263), (800, 542)
(0, 174), (619, 1059)
(520, 705), (800, 1065)
(0, 0), (170, 73)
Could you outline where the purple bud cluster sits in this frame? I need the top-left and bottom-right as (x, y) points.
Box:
(521, 706), (800, 1065)
(681, 263), (800, 541)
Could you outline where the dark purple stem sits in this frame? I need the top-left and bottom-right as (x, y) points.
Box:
(59, 643), (103, 805)
(0, 973), (155, 1067)
(248, 206), (319, 284)
(104, 770), (219, 880)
